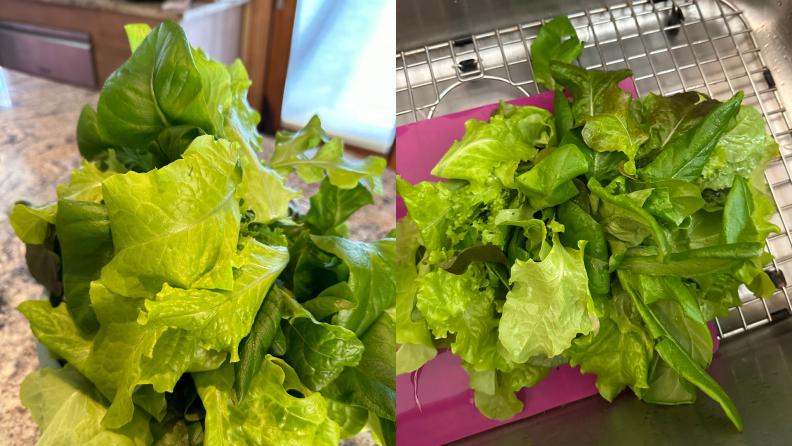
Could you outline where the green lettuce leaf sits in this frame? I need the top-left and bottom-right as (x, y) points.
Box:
(548, 61), (632, 126)
(10, 202), (57, 245)
(516, 144), (588, 210)
(565, 310), (654, 401)
(284, 309), (365, 391)
(500, 233), (592, 362)
(101, 135), (242, 298)
(699, 106), (779, 190)
(97, 20), (220, 151)
(194, 357), (340, 445)
(582, 82), (649, 175)
(21, 365), (154, 446)
(531, 16), (585, 91)
(431, 116), (541, 187)
(322, 313), (396, 421)
(305, 178), (374, 233)
(639, 91), (743, 183)
(325, 400), (368, 439)
(639, 91), (719, 161)
(139, 239), (289, 360)
(311, 236), (396, 337)
(269, 130), (385, 195)
(56, 200), (114, 334)
(557, 200), (609, 295)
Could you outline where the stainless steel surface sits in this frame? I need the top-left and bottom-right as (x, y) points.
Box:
(449, 315), (792, 445)
(395, 0), (792, 339)
(0, 20), (95, 88)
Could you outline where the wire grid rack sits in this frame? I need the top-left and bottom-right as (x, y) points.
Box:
(396, 0), (792, 339)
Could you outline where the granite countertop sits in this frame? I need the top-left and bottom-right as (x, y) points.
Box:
(0, 68), (392, 445)
(22, 0), (250, 21)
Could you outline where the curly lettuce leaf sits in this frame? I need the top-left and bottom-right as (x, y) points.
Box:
(139, 239), (288, 360)
(194, 357), (340, 446)
(565, 310), (654, 402)
(21, 365), (154, 446)
(416, 265), (513, 372)
(500, 233), (592, 362)
(431, 114), (543, 187)
(699, 106), (779, 190)
(531, 16), (585, 91)
(101, 135), (242, 299)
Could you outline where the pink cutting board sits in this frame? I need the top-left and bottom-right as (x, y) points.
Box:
(395, 79), (721, 446)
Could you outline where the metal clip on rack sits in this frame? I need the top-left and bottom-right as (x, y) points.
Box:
(396, 0), (792, 339)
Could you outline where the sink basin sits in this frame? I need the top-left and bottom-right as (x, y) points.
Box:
(395, 0), (792, 338)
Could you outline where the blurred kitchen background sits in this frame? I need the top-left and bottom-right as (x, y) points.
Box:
(0, 0), (395, 164)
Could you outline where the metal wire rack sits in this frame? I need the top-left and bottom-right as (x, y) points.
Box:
(396, 0), (792, 339)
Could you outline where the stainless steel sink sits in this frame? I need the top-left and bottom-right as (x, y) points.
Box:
(395, 0), (792, 339)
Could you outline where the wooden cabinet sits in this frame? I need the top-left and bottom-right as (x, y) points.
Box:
(0, 0), (270, 111)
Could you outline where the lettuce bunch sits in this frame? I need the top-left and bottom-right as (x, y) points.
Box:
(11, 21), (395, 446)
(396, 16), (780, 431)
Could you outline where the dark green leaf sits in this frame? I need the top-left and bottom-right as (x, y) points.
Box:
(549, 61), (632, 126)
(234, 286), (284, 403)
(516, 144), (589, 210)
(302, 282), (358, 320)
(639, 91), (743, 182)
(305, 178), (374, 233)
(532, 16), (585, 91)
(439, 244), (510, 275)
(623, 276), (742, 431)
(557, 201), (609, 294)
(322, 313), (396, 420)
(25, 243), (62, 297)
(721, 175), (753, 244)
(148, 125), (206, 167)
(56, 200), (114, 334)
(311, 236), (396, 337)
(554, 90), (574, 141)
(588, 177), (671, 263)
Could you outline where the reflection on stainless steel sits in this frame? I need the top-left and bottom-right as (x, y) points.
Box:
(396, 0), (792, 339)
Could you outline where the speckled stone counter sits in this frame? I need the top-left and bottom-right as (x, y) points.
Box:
(0, 68), (393, 446)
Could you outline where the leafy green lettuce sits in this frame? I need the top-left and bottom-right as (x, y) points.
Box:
(397, 15), (781, 432)
(15, 19), (394, 446)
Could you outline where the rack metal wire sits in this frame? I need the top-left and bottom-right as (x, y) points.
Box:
(396, 0), (792, 338)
